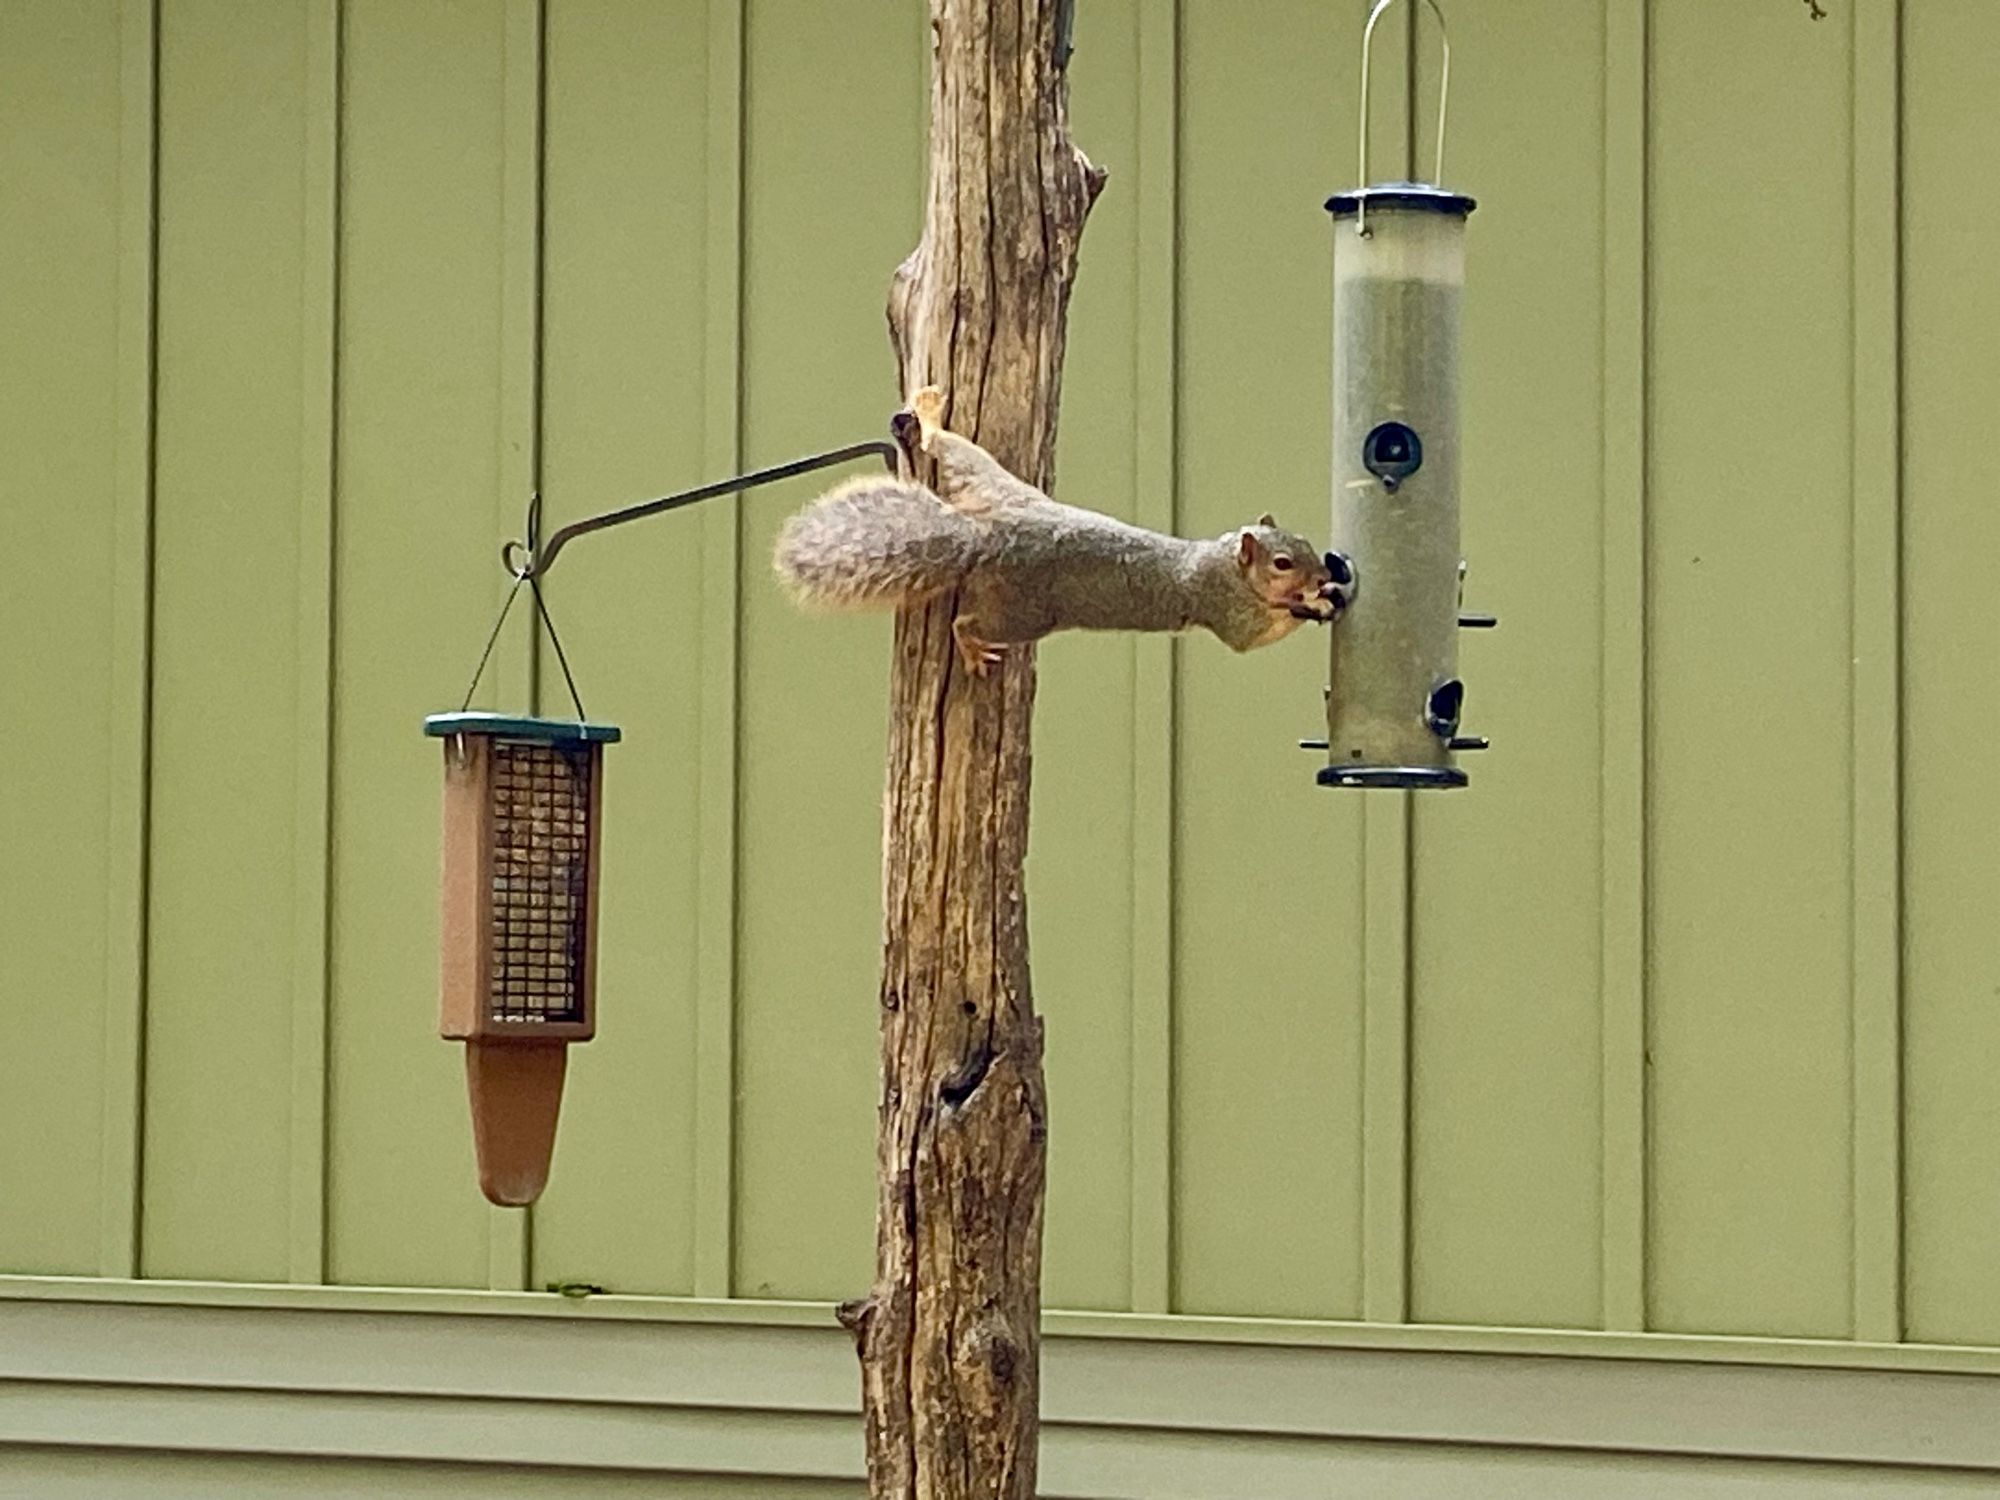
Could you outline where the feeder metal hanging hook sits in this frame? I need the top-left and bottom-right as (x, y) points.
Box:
(501, 491), (541, 579)
(1355, 0), (1453, 236)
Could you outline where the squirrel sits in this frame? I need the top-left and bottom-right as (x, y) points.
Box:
(773, 386), (1353, 676)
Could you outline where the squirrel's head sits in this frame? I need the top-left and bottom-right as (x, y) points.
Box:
(1235, 515), (1336, 617)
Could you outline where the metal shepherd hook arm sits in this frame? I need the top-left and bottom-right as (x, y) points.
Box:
(505, 439), (901, 582)
(456, 437), (901, 722)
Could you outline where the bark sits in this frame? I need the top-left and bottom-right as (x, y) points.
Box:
(834, 1), (1102, 1495)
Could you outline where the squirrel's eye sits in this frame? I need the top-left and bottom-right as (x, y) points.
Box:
(1272, 555), (1294, 571)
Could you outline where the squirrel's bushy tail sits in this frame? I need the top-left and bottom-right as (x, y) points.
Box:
(772, 477), (985, 611)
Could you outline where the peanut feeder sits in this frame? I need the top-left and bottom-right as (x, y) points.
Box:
(424, 443), (898, 1209)
(424, 711), (618, 1207)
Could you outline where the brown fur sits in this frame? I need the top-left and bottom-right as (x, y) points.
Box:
(772, 476), (990, 611)
(774, 394), (1345, 675)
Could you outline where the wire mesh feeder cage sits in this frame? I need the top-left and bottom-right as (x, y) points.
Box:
(423, 711), (620, 1206)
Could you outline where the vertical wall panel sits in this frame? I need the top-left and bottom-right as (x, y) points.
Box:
(100, 0), (158, 1281)
(1405, 0), (1607, 1331)
(1902, 0), (2000, 1346)
(1353, 11), (1417, 1325)
(1845, 0), (1901, 1347)
(328, 0), (517, 1289)
(529, 0), (712, 1298)
(731, 0), (923, 1301)
(0, 0), (136, 1276)
(1036, 0), (1141, 1315)
(1597, 0), (1649, 1335)
(481, 0), (544, 1294)
(1646, 0), (1854, 1337)
(692, 0), (747, 1303)
(143, 0), (316, 1284)
(1122, 0), (1179, 1318)
(1171, 0), (1369, 1320)
(287, 0), (340, 1289)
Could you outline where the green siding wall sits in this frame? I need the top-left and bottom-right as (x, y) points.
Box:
(0, 0), (138, 1277)
(1406, 0), (1606, 1332)
(3, 0), (1995, 1365)
(1652, 0), (1871, 1339)
(1173, 0), (1370, 1322)
(1902, 0), (2000, 1347)
(732, 0), (924, 1305)
(531, 0), (719, 1301)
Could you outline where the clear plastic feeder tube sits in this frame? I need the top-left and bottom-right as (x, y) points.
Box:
(1320, 186), (1474, 790)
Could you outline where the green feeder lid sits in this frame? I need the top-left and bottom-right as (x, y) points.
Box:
(423, 711), (622, 745)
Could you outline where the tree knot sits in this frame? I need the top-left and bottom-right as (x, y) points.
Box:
(835, 1294), (878, 1353)
(939, 1043), (995, 1110)
(957, 1308), (1026, 1390)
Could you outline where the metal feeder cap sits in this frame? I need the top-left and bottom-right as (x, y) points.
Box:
(1325, 180), (1477, 219)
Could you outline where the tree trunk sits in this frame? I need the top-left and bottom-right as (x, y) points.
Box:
(833, 2), (1101, 1495)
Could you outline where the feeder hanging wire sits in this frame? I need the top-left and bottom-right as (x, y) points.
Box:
(1354, 0), (1453, 236)
(451, 438), (903, 722)
(455, 494), (589, 723)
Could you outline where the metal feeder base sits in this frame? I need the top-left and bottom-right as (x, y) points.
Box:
(1317, 764), (1469, 790)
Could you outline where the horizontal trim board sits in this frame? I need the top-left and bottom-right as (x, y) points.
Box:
(0, 1379), (857, 1482)
(0, 1446), (860, 1500)
(4, 1439), (1996, 1500)
(2, 1294), (1999, 1474)
(7, 1277), (2000, 1378)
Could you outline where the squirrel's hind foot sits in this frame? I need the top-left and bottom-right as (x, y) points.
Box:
(908, 385), (946, 451)
(889, 385), (946, 460)
(952, 615), (1009, 678)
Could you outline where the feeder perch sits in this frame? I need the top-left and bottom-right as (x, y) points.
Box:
(423, 711), (619, 1207)
(1315, 0), (1494, 790)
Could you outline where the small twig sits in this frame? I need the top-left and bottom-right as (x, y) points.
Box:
(1801, 0), (1826, 19)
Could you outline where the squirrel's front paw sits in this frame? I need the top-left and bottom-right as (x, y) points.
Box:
(1290, 552), (1357, 622)
(1318, 551), (1357, 617)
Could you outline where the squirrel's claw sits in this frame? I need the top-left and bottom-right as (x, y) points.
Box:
(960, 648), (1007, 678)
(952, 616), (1008, 678)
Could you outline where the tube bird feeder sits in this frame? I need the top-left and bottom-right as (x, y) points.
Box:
(424, 711), (618, 1206)
(1317, 0), (1493, 789)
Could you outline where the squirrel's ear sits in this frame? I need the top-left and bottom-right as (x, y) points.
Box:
(1257, 511), (1276, 527)
(1237, 529), (1261, 568)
